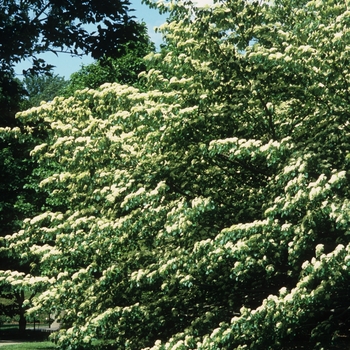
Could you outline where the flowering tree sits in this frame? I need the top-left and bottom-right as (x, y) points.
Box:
(1, 0), (350, 348)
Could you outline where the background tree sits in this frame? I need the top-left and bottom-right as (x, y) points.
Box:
(21, 74), (69, 109)
(2, 0), (350, 349)
(0, 73), (27, 127)
(0, 124), (48, 330)
(63, 26), (155, 94)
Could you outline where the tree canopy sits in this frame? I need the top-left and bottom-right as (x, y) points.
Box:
(1, 0), (145, 66)
(1, 0), (350, 349)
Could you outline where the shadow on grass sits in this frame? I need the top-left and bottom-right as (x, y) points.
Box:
(0, 342), (55, 350)
(0, 326), (53, 341)
(0, 325), (56, 349)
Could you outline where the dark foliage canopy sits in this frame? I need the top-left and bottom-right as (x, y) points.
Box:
(0, 0), (147, 126)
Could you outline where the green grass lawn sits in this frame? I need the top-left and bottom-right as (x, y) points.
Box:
(0, 342), (55, 350)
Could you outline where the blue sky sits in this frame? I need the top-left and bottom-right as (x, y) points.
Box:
(15, 0), (214, 79)
(15, 1), (168, 79)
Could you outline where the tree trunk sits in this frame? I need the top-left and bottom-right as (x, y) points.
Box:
(18, 311), (26, 331)
(15, 290), (26, 331)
